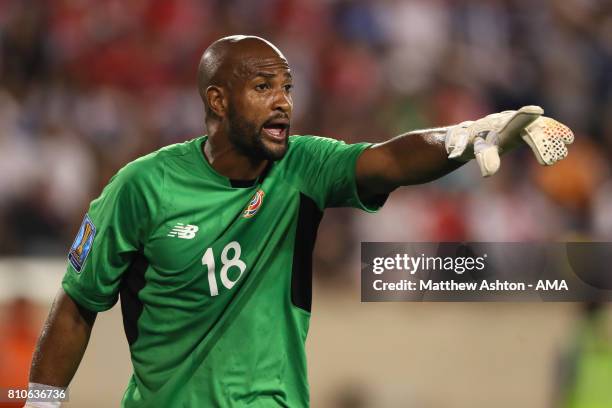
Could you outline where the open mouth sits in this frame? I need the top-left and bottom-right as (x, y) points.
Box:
(262, 120), (289, 142)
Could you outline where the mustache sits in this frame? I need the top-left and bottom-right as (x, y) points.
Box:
(262, 115), (290, 126)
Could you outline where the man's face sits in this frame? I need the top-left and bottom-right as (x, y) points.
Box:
(225, 56), (293, 161)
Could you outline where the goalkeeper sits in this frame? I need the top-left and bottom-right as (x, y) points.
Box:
(25, 35), (573, 408)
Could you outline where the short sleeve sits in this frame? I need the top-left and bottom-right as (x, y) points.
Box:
(62, 163), (156, 312)
(283, 135), (385, 211)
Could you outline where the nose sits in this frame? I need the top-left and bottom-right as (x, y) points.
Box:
(272, 88), (291, 115)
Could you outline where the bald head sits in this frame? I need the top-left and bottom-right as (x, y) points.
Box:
(198, 35), (289, 103)
(197, 35), (293, 163)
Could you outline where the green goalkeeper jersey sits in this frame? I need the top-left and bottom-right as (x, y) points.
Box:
(62, 135), (380, 408)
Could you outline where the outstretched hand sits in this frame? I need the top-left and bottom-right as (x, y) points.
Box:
(445, 106), (574, 177)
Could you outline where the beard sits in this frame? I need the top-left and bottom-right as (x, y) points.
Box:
(227, 106), (289, 162)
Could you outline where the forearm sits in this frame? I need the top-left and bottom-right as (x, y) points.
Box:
(357, 127), (465, 197)
(29, 288), (96, 387)
(382, 127), (465, 185)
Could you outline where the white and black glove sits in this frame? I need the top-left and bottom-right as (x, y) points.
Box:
(445, 106), (574, 177)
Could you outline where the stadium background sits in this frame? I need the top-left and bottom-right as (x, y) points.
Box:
(0, 0), (611, 407)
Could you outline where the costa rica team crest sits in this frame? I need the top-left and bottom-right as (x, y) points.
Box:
(243, 189), (265, 218)
(68, 214), (96, 273)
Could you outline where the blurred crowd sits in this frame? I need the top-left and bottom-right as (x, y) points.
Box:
(0, 0), (611, 269)
(1, 2), (611, 406)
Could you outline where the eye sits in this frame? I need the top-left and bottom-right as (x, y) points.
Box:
(255, 83), (269, 91)
(284, 84), (293, 93)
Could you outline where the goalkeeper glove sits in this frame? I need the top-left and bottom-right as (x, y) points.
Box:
(445, 106), (574, 177)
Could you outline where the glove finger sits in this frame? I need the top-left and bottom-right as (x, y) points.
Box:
(538, 117), (574, 145)
(522, 117), (574, 165)
(521, 127), (547, 165)
(558, 143), (568, 161)
(474, 137), (501, 177)
(498, 105), (543, 133)
(495, 106), (544, 153)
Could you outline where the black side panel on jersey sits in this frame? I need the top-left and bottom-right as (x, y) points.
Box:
(292, 193), (323, 312)
(119, 252), (148, 345)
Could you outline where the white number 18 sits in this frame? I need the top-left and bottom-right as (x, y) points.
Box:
(202, 241), (247, 296)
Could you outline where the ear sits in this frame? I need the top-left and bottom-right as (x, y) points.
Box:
(206, 86), (227, 118)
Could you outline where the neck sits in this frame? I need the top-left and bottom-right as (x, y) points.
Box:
(203, 133), (268, 180)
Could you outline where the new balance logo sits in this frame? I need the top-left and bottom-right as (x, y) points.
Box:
(168, 223), (199, 239)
